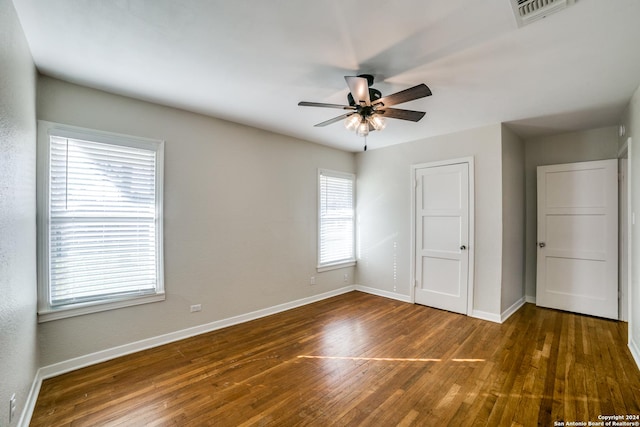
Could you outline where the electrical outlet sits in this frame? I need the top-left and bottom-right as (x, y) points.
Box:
(190, 304), (202, 313)
(343, 273), (349, 283)
(9, 393), (16, 423)
(310, 276), (316, 285)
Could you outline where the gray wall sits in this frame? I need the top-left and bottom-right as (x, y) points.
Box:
(355, 124), (504, 317)
(500, 125), (525, 313)
(0, 0), (38, 425)
(522, 126), (619, 299)
(36, 76), (356, 366)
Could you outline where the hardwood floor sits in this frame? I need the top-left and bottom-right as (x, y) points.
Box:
(31, 292), (640, 426)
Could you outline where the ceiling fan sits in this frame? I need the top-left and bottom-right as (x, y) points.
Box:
(298, 74), (432, 150)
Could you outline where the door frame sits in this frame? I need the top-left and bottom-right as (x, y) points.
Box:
(410, 157), (475, 315)
(619, 137), (632, 322)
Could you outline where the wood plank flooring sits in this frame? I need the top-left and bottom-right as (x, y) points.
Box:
(31, 292), (640, 426)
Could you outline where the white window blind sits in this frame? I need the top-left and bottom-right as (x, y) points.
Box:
(318, 169), (355, 269)
(38, 122), (164, 320)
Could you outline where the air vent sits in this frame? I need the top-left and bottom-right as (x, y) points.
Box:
(511, 0), (575, 27)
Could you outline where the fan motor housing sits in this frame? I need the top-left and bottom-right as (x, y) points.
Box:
(348, 88), (382, 106)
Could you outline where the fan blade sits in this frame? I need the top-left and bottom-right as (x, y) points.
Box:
(314, 113), (355, 127)
(345, 76), (371, 105)
(377, 108), (426, 122)
(298, 101), (356, 110)
(373, 84), (432, 108)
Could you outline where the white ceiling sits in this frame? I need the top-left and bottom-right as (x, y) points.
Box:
(12, 0), (640, 152)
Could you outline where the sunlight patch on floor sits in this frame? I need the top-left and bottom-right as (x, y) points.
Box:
(297, 355), (487, 362)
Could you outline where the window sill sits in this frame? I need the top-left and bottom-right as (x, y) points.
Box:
(317, 261), (356, 273)
(38, 292), (165, 323)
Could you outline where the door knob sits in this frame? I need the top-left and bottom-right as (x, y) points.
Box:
(460, 245), (467, 250)
(538, 242), (546, 248)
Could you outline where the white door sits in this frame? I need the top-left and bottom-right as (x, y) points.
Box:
(536, 159), (618, 320)
(414, 162), (470, 314)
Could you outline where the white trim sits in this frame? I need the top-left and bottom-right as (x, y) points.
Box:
(630, 338), (640, 372)
(355, 285), (412, 303)
(17, 370), (43, 427)
(41, 120), (164, 150)
(410, 166), (416, 303)
(618, 142), (630, 322)
(626, 138), (634, 352)
(500, 297), (526, 322)
(621, 137), (640, 326)
(316, 261), (356, 273)
(467, 159), (476, 316)
(38, 293), (166, 323)
(525, 295), (536, 304)
(317, 168), (356, 269)
(618, 137), (629, 158)
(470, 309), (501, 323)
(409, 157), (475, 315)
(36, 120), (165, 320)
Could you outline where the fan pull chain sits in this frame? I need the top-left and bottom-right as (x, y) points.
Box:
(364, 135), (367, 152)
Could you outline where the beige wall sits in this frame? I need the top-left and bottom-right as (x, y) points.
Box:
(36, 76), (356, 366)
(522, 126), (619, 300)
(0, 0), (38, 425)
(355, 124), (504, 317)
(500, 125), (525, 313)
(619, 84), (640, 364)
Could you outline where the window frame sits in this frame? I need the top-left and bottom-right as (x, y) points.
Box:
(317, 168), (356, 272)
(37, 121), (165, 322)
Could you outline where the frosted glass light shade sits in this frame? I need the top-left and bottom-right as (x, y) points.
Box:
(344, 114), (361, 130)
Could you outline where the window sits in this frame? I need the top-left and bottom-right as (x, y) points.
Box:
(37, 121), (164, 321)
(318, 169), (355, 271)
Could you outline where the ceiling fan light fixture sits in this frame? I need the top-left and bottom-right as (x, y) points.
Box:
(298, 75), (431, 143)
(368, 115), (386, 131)
(356, 120), (369, 137)
(344, 114), (361, 131)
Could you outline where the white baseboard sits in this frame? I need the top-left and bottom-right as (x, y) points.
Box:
(501, 297), (526, 323)
(525, 295), (536, 304)
(472, 296), (526, 324)
(20, 285), (356, 426)
(470, 309), (501, 323)
(354, 285), (509, 324)
(355, 285), (527, 325)
(354, 285), (412, 303)
(17, 369), (43, 427)
(630, 337), (640, 372)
